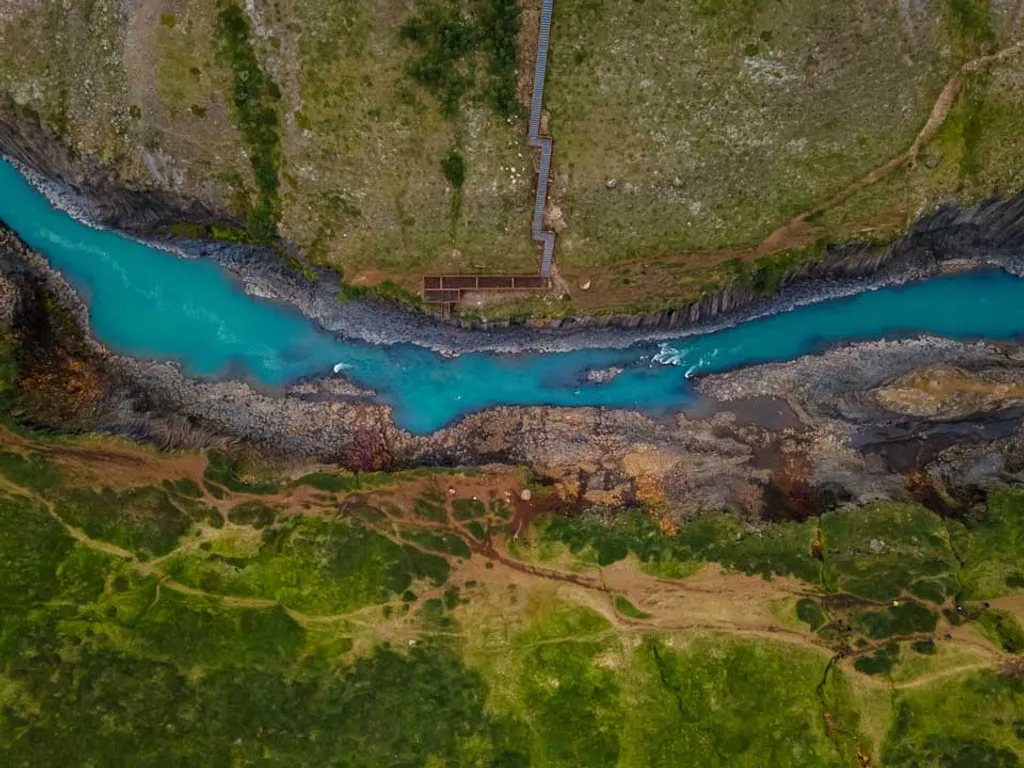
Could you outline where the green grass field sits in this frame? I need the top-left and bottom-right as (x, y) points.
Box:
(4, 431), (1024, 763)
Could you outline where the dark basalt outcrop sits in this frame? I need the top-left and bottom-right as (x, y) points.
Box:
(0, 97), (225, 235)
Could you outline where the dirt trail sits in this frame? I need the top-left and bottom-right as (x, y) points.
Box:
(2, 432), (1011, 676)
(890, 660), (996, 690)
(849, 657), (998, 692)
(757, 41), (1024, 256)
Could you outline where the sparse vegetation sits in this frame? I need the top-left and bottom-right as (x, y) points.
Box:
(214, 0), (282, 240)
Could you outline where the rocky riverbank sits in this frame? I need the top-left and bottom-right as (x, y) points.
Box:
(4, 105), (1024, 355)
(6, 120), (1024, 525)
(6, 217), (1024, 525)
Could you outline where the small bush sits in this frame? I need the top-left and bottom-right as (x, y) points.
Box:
(440, 149), (466, 188)
(796, 598), (825, 631)
(854, 643), (900, 676)
(911, 638), (937, 654)
(978, 609), (1024, 653)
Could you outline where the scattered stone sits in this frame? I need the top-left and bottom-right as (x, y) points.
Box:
(579, 279), (591, 291)
(869, 538), (883, 553)
(586, 366), (624, 384)
(605, 178), (617, 189)
(0, 275), (16, 321)
(520, 488), (532, 501)
(448, 487), (456, 496)
(924, 153), (942, 169)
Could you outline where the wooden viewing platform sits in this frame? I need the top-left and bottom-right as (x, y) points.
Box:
(422, 274), (552, 317)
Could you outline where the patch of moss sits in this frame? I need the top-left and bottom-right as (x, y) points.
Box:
(165, 516), (450, 615)
(613, 595), (650, 619)
(400, 528), (472, 559)
(226, 500), (278, 529)
(951, 489), (1024, 600)
(536, 509), (821, 583)
(453, 497), (486, 520)
(53, 486), (193, 559)
(854, 642), (900, 676)
(850, 601), (938, 639)
(821, 502), (958, 602)
(214, 0), (282, 240)
(796, 597), (826, 631)
(977, 609), (1024, 654)
(883, 670), (1024, 766)
(204, 451), (279, 495)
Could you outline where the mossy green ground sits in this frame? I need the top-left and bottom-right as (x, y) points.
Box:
(516, 507), (822, 582)
(466, 604), (852, 767)
(952, 488), (1024, 600)
(4, 437), (1024, 764)
(821, 502), (959, 603)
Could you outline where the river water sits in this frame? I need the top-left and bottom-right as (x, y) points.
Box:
(4, 157), (1024, 434)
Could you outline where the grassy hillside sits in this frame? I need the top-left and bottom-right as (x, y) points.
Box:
(1, 0), (1023, 315)
(3, 428), (1024, 764)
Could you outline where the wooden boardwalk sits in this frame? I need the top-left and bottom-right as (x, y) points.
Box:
(529, 0), (556, 277)
(422, 0), (557, 316)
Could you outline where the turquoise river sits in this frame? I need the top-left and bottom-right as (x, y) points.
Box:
(3, 157), (1024, 434)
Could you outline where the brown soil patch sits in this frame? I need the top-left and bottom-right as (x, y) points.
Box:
(874, 365), (1024, 417)
(1, 426), (209, 489)
(516, 0), (541, 106)
(989, 593), (1024, 619)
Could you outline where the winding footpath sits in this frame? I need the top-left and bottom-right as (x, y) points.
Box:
(530, 0), (556, 277)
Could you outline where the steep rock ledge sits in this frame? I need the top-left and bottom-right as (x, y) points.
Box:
(3, 102), (1024, 352)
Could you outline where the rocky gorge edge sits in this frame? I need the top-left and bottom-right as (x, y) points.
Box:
(5, 111), (1024, 523)
(5, 218), (1024, 525)
(4, 100), (1024, 355)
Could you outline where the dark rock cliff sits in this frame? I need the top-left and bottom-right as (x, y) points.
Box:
(0, 97), (226, 234)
